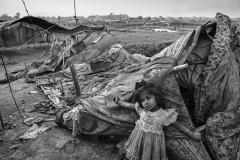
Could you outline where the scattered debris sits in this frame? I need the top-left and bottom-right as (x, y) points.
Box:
(0, 154), (7, 159)
(24, 117), (54, 126)
(29, 90), (39, 94)
(24, 117), (35, 125)
(10, 144), (22, 150)
(18, 123), (52, 139)
(33, 118), (55, 125)
(55, 139), (70, 149)
(3, 121), (16, 130)
(104, 144), (115, 150)
(29, 101), (55, 114)
(9, 146), (24, 160)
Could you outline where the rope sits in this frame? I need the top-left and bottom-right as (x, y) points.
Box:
(73, 0), (79, 26)
(21, 0), (42, 50)
(0, 50), (25, 123)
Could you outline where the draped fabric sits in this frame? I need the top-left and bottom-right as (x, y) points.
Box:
(192, 13), (240, 160)
(37, 12), (240, 159)
(63, 58), (175, 135)
(166, 12), (240, 160)
(152, 12), (240, 159)
(194, 13), (239, 123)
(61, 57), (212, 160)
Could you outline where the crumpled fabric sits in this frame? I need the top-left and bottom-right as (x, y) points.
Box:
(61, 57), (212, 160)
(19, 124), (52, 139)
(151, 30), (198, 65)
(193, 12), (240, 160)
(194, 13), (238, 123)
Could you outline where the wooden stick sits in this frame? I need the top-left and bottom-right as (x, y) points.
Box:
(48, 76), (51, 86)
(60, 78), (65, 96)
(0, 110), (4, 130)
(70, 65), (81, 97)
(172, 64), (188, 71)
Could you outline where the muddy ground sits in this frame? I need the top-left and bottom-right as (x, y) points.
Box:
(0, 44), (124, 160)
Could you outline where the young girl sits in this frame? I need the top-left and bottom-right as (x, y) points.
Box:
(114, 80), (201, 160)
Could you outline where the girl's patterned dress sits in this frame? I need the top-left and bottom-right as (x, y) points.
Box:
(124, 105), (178, 160)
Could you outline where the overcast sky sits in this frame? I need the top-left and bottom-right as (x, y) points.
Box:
(0, 0), (239, 18)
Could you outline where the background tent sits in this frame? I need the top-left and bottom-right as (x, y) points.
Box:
(0, 21), (49, 47)
(0, 16), (105, 47)
(5, 16), (104, 41)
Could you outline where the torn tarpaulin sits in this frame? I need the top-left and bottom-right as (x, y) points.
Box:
(18, 123), (53, 139)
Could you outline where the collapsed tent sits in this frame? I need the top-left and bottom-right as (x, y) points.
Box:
(0, 17), (108, 84)
(22, 12), (240, 159)
(29, 26), (144, 78)
(152, 12), (240, 159)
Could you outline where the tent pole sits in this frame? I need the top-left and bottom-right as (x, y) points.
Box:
(18, 23), (22, 47)
(74, 0), (79, 26)
(0, 30), (6, 47)
(0, 110), (4, 130)
(70, 65), (81, 97)
(40, 28), (45, 47)
(25, 23), (29, 48)
(31, 25), (36, 50)
(36, 25), (42, 50)
(47, 34), (49, 44)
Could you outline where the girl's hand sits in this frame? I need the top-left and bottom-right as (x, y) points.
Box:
(135, 102), (140, 108)
(190, 131), (202, 141)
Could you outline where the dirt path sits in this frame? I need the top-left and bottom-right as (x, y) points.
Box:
(0, 46), (123, 160)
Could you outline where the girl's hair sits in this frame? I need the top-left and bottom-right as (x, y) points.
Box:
(133, 80), (164, 108)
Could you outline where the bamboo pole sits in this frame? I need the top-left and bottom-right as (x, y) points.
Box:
(0, 30), (5, 47)
(25, 23), (29, 48)
(70, 65), (81, 97)
(17, 23), (22, 46)
(0, 110), (4, 130)
(35, 26), (42, 49)
(31, 24), (36, 50)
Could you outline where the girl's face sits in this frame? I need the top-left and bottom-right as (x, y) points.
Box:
(139, 91), (158, 111)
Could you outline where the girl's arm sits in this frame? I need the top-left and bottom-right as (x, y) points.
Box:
(171, 121), (202, 141)
(117, 100), (135, 110)
(113, 97), (135, 110)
